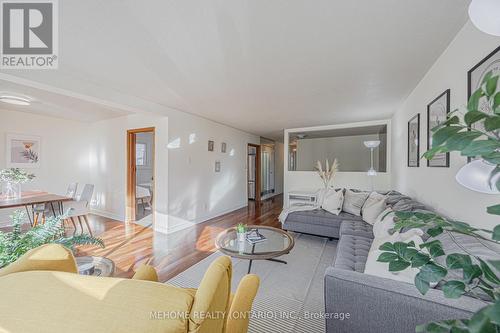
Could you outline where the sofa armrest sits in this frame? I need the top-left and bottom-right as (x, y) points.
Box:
(324, 267), (488, 333)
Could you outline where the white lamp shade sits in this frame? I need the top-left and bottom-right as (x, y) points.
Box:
(367, 168), (377, 176)
(469, 0), (500, 36)
(456, 159), (500, 194)
(364, 140), (380, 148)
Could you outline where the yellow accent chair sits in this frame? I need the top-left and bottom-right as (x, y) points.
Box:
(0, 245), (260, 333)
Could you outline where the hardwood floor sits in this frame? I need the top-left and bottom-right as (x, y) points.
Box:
(76, 195), (283, 282)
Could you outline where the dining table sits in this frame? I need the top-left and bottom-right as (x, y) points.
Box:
(0, 191), (74, 226)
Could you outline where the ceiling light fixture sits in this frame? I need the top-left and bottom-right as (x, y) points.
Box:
(469, 0), (500, 36)
(0, 95), (31, 106)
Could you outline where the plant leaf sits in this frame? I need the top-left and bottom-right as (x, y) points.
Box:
(487, 205), (500, 217)
(415, 272), (430, 295)
(478, 258), (500, 285)
(389, 260), (411, 272)
(464, 111), (488, 126)
(484, 116), (500, 132)
(468, 89), (484, 112)
(411, 252), (431, 268)
(463, 264), (482, 283)
(377, 252), (399, 263)
(431, 126), (463, 147)
(442, 280), (466, 299)
(486, 75), (499, 97)
(461, 140), (500, 157)
(492, 224), (500, 241)
(494, 92), (500, 114)
(419, 263), (448, 283)
(446, 253), (472, 269)
(378, 242), (395, 251)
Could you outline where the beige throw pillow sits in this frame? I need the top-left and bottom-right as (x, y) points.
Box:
(361, 192), (387, 225)
(342, 190), (369, 216)
(372, 208), (395, 238)
(321, 190), (344, 216)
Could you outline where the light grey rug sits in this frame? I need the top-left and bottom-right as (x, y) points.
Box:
(167, 233), (337, 333)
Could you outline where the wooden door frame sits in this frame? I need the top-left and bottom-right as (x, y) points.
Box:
(127, 127), (155, 222)
(248, 143), (261, 202)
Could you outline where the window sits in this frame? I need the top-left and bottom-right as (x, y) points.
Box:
(136, 143), (147, 166)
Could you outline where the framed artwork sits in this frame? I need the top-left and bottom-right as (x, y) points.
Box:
(468, 45), (500, 134)
(6, 133), (41, 168)
(407, 114), (420, 167)
(221, 142), (227, 153)
(215, 160), (221, 172)
(208, 140), (214, 152)
(427, 89), (450, 167)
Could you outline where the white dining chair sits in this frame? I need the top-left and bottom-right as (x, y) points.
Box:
(136, 186), (152, 213)
(64, 184), (94, 236)
(33, 183), (79, 226)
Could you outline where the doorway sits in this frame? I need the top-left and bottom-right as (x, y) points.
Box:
(127, 127), (155, 223)
(247, 144), (261, 202)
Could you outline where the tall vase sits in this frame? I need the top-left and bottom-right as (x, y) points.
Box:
(2, 182), (21, 199)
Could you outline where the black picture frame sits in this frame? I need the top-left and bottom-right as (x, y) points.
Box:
(467, 45), (500, 162)
(427, 89), (450, 167)
(408, 114), (420, 167)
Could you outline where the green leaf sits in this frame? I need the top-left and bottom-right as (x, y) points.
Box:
(421, 240), (445, 258)
(415, 272), (430, 295)
(377, 252), (399, 263)
(411, 252), (431, 268)
(487, 205), (500, 217)
(445, 131), (482, 151)
(446, 253), (472, 269)
(494, 92), (500, 114)
(389, 260), (411, 272)
(431, 126), (463, 147)
(461, 140), (500, 157)
(378, 242), (394, 251)
(427, 226), (443, 237)
(486, 75), (499, 97)
(484, 301), (500, 325)
(419, 263), (448, 283)
(464, 111), (488, 126)
(468, 89), (484, 112)
(484, 116), (500, 132)
(442, 280), (466, 298)
(492, 225), (500, 241)
(478, 259), (500, 285)
(482, 152), (500, 165)
(463, 264), (482, 283)
(488, 259), (500, 272)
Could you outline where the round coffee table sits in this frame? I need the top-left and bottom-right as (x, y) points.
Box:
(215, 225), (294, 273)
(75, 256), (115, 277)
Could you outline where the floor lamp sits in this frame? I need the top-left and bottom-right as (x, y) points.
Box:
(364, 140), (380, 190)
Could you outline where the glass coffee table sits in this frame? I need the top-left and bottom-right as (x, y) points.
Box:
(215, 225), (294, 273)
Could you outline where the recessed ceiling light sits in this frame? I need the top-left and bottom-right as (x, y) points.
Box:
(0, 95), (31, 106)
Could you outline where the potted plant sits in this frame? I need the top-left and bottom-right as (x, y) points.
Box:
(236, 223), (247, 242)
(0, 210), (104, 269)
(315, 158), (339, 189)
(0, 168), (35, 199)
(378, 71), (500, 332)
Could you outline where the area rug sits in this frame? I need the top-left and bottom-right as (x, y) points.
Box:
(167, 233), (337, 333)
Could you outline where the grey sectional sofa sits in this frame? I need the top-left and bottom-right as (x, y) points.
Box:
(282, 190), (494, 333)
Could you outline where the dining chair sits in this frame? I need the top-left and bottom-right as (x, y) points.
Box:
(136, 186), (152, 213)
(64, 184), (94, 236)
(33, 183), (79, 227)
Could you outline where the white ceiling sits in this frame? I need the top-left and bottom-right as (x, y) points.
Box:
(0, 0), (469, 137)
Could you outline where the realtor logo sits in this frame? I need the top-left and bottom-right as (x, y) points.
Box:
(1, 0), (58, 69)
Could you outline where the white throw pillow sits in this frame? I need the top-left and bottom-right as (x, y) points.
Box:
(371, 228), (424, 251)
(361, 192), (387, 225)
(372, 208), (395, 238)
(321, 190), (344, 216)
(364, 232), (424, 284)
(342, 190), (369, 216)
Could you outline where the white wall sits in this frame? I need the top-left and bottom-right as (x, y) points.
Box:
(0, 109), (91, 226)
(391, 21), (500, 229)
(284, 120), (391, 207)
(167, 110), (259, 231)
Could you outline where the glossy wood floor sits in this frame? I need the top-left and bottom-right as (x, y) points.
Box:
(76, 195), (282, 282)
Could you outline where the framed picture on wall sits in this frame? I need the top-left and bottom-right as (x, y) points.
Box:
(215, 160), (221, 172)
(6, 133), (41, 168)
(221, 142), (227, 153)
(208, 140), (214, 152)
(408, 114), (420, 167)
(427, 89), (450, 167)
(468, 46), (500, 132)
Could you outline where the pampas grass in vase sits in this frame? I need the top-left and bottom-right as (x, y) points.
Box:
(315, 158), (339, 189)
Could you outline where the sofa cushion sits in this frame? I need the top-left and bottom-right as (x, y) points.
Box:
(361, 192), (387, 224)
(343, 190), (370, 216)
(339, 220), (374, 239)
(333, 235), (372, 272)
(286, 209), (362, 227)
(393, 199), (426, 212)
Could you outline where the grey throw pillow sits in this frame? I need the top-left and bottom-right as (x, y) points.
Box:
(342, 189), (369, 216)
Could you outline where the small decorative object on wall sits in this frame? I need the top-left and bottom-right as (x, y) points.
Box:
(315, 158), (338, 189)
(468, 45), (500, 133)
(427, 89), (450, 167)
(221, 142), (227, 153)
(6, 133), (41, 168)
(407, 114), (420, 167)
(215, 160), (221, 172)
(208, 140), (214, 152)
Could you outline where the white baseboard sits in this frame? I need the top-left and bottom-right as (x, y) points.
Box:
(90, 208), (123, 222)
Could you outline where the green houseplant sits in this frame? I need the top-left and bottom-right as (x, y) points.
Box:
(0, 210), (104, 268)
(378, 71), (500, 332)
